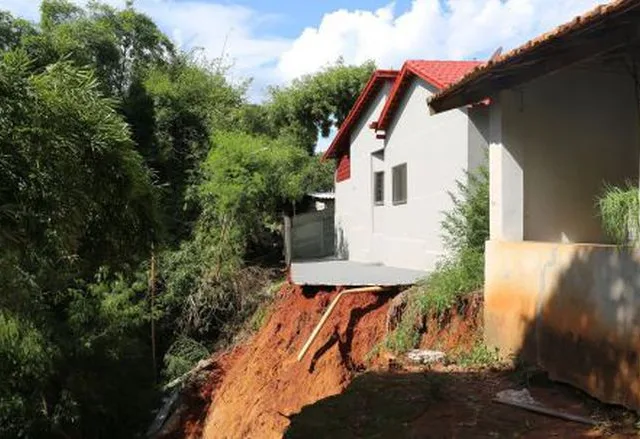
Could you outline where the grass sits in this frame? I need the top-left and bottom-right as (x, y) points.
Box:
(381, 249), (484, 355)
(597, 182), (640, 245)
(376, 164), (489, 358)
(452, 340), (500, 369)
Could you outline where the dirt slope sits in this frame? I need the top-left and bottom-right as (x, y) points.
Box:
(183, 285), (635, 439)
(201, 284), (395, 438)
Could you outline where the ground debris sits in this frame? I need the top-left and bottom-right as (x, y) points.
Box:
(406, 349), (446, 365)
(495, 388), (539, 406)
(494, 388), (598, 426)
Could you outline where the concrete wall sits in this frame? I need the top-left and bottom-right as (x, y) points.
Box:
(334, 82), (391, 261)
(468, 105), (490, 172)
(485, 240), (640, 410)
(371, 79), (478, 270)
(497, 66), (640, 243)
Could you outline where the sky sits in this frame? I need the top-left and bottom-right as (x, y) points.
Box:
(1, 0), (606, 149)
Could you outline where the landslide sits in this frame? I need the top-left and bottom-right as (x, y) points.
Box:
(201, 283), (394, 438)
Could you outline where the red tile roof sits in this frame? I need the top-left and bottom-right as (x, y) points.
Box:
(429, 0), (640, 113)
(375, 60), (483, 132)
(322, 69), (398, 160)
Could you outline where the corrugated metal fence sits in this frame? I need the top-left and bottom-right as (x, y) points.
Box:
(285, 208), (335, 262)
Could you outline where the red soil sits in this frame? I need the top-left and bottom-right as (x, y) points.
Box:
(179, 286), (635, 438)
(160, 347), (246, 439)
(200, 284), (395, 439)
(419, 291), (483, 352)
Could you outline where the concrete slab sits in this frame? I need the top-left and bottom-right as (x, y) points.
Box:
(290, 260), (426, 286)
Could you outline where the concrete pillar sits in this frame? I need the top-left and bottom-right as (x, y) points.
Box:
(489, 99), (524, 241)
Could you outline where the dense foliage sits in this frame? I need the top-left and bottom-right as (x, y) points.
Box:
(0, 1), (371, 437)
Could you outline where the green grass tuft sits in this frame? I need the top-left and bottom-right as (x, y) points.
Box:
(597, 182), (640, 246)
(452, 340), (500, 368)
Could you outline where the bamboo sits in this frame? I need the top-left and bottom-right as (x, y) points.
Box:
(297, 286), (387, 362)
(150, 245), (157, 383)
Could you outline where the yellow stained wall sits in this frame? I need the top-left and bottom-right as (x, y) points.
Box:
(485, 240), (640, 409)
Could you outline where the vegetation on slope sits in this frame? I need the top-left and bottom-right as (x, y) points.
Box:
(384, 166), (490, 355)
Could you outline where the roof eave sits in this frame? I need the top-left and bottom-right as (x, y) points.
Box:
(429, 0), (640, 114)
(322, 70), (398, 161)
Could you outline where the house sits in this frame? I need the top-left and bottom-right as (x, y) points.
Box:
(323, 60), (486, 272)
(430, 0), (640, 410)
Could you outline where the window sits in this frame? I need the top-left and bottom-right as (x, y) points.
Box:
(373, 171), (384, 205)
(392, 163), (407, 205)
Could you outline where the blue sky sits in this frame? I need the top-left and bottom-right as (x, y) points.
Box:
(2, 1), (604, 93)
(219, 0), (413, 37)
(1, 0), (606, 150)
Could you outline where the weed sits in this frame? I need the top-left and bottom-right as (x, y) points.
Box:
(453, 340), (500, 369)
(377, 165), (488, 356)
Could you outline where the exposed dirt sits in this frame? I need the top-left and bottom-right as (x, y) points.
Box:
(419, 291), (484, 353)
(175, 285), (635, 439)
(157, 347), (246, 439)
(284, 366), (637, 438)
(201, 284), (397, 438)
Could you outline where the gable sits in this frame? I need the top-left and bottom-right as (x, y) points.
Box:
(375, 60), (483, 133)
(322, 69), (398, 161)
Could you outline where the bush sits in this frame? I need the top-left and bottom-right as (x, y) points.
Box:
(597, 182), (640, 245)
(163, 336), (210, 382)
(383, 165), (489, 354)
(453, 340), (500, 368)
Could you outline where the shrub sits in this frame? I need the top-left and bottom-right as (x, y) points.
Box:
(383, 165), (488, 354)
(453, 340), (500, 368)
(163, 336), (210, 382)
(597, 182), (640, 245)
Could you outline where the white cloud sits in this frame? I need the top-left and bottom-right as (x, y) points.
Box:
(276, 0), (605, 81)
(0, 0), (291, 100)
(128, 1), (290, 99)
(0, 0), (609, 98)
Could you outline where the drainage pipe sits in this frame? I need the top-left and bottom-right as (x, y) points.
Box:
(297, 286), (388, 362)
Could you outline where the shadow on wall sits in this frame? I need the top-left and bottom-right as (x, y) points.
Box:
(335, 226), (349, 260)
(502, 244), (640, 409)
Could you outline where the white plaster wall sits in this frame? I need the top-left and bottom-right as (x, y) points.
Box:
(468, 105), (490, 172)
(334, 82), (391, 261)
(499, 66), (640, 243)
(371, 79), (476, 271)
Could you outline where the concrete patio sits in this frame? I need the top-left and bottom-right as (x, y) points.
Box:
(290, 259), (426, 286)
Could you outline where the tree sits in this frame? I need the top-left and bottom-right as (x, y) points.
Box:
(141, 53), (247, 240)
(267, 59), (376, 153)
(35, 0), (173, 95)
(0, 50), (159, 437)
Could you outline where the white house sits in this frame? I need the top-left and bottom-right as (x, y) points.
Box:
(430, 0), (640, 410)
(323, 60), (487, 272)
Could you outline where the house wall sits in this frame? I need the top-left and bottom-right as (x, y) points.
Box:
(498, 66), (640, 243)
(484, 65), (640, 411)
(468, 105), (490, 171)
(371, 79), (476, 270)
(485, 240), (640, 410)
(334, 82), (391, 261)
